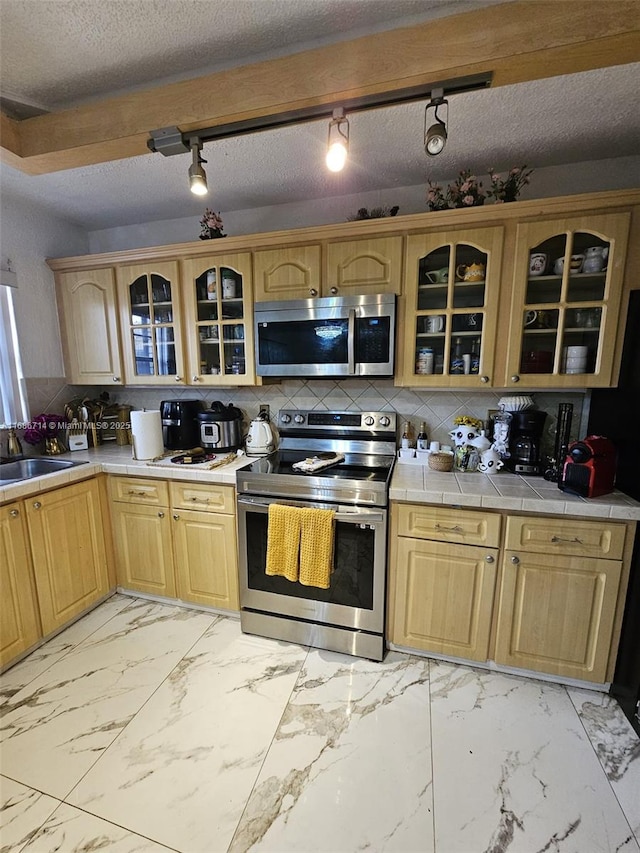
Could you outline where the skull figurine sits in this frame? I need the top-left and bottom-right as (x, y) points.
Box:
(450, 425), (481, 447)
(478, 446), (504, 474)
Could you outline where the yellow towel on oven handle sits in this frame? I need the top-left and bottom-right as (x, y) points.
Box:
(265, 504), (301, 582)
(299, 507), (335, 590)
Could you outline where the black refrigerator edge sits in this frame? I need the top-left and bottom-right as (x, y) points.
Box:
(588, 290), (640, 735)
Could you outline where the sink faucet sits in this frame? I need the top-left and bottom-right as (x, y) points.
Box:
(6, 428), (23, 460)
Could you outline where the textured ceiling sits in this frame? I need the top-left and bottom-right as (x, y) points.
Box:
(0, 1), (639, 231)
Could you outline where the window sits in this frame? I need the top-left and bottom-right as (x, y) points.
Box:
(0, 278), (29, 428)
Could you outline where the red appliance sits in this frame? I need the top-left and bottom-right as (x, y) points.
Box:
(559, 435), (617, 498)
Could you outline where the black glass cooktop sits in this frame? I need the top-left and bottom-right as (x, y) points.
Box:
(243, 449), (393, 483)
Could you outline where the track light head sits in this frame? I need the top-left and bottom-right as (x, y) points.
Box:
(326, 108), (349, 172)
(188, 139), (208, 195)
(424, 90), (448, 157)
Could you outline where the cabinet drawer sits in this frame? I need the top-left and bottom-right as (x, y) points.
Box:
(505, 516), (625, 560)
(109, 476), (169, 506)
(397, 504), (501, 548)
(170, 482), (235, 513)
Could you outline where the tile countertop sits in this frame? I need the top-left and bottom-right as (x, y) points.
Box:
(0, 445), (255, 505)
(390, 461), (640, 521)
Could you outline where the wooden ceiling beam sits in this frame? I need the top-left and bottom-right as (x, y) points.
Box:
(2, 0), (639, 175)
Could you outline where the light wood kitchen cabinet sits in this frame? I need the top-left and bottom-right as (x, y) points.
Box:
(502, 212), (630, 388)
(181, 252), (256, 385)
(389, 504), (500, 661)
(0, 502), (42, 669)
(56, 267), (123, 385)
(116, 260), (186, 385)
(397, 226), (504, 387)
(494, 515), (625, 682)
(326, 236), (403, 295)
(253, 244), (321, 301)
(109, 476), (239, 611)
(26, 479), (111, 635)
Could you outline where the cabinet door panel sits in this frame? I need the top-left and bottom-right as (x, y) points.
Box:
(1, 503), (41, 668)
(254, 246), (321, 301)
(173, 509), (238, 611)
(327, 237), (403, 295)
(27, 481), (110, 635)
(57, 268), (122, 384)
(495, 550), (621, 682)
(111, 503), (176, 597)
(393, 538), (497, 661)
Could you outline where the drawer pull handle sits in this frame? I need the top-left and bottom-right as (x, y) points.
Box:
(435, 524), (463, 532)
(189, 496), (210, 503)
(127, 490), (147, 496)
(511, 555), (520, 564)
(550, 535), (583, 545)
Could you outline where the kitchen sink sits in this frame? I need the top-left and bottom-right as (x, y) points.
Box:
(0, 457), (89, 485)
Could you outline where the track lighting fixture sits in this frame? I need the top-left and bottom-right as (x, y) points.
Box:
(424, 89), (448, 156)
(325, 108), (349, 172)
(188, 138), (208, 195)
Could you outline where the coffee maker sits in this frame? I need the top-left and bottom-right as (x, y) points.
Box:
(506, 410), (547, 475)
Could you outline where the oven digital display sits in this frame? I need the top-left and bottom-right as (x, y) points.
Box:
(307, 412), (360, 427)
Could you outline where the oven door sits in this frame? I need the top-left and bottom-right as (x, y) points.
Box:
(237, 495), (387, 633)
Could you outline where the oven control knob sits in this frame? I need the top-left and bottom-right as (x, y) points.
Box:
(294, 414), (305, 424)
(280, 414), (291, 424)
(379, 416), (391, 427)
(363, 416), (375, 426)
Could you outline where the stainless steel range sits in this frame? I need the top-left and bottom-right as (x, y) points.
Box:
(236, 409), (397, 661)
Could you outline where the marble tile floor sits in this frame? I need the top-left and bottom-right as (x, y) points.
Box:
(1, 594), (639, 853)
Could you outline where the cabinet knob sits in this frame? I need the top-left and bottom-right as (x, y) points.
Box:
(9, 509), (19, 518)
(330, 286), (338, 295)
(192, 376), (200, 382)
(158, 511), (165, 518)
(485, 555), (495, 563)
(511, 375), (520, 383)
(173, 514), (180, 521)
(480, 375), (489, 384)
(112, 376), (120, 382)
(175, 375), (183, 382)
(33, 501), (42, 510)
(309, 288), (318, 297)
(510, 555), (520, 564)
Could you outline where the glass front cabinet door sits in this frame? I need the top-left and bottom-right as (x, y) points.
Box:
(400, 227), (504, 387)
(117, 261), (185, 385)
(182, 252), (256, 386)
(505, 213), (630, 388)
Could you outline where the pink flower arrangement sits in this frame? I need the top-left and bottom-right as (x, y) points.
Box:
(487, 165), (533, 203)
(23, 413), (66, 446)
(447, 170), (486, 208)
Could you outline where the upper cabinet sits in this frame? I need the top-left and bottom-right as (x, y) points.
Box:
(503, 213), (630, 388)
(117, 261), (186, 386)
(181, 252), (256, 386)
(253, 235), (403, 301)
(56, 268), (123, 385)
(253, 245), (321, 301)
(397, 226), (504, 387)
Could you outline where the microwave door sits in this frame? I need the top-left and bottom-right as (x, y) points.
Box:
(256, 309), (351, 376)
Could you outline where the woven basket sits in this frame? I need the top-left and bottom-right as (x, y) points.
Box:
(428, 451), (454, 472)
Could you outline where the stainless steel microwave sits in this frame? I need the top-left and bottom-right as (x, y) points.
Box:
(254, 294), (396, 378)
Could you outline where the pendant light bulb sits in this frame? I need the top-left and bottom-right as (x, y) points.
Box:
(188, 139), (208, 195)
(326, 108), (349, 172)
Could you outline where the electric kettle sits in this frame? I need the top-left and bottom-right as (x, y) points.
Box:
(245, 412), (275, 457)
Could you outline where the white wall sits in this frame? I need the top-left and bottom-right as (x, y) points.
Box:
(87, 155), (640, 253)
(0, 189), (89, 378)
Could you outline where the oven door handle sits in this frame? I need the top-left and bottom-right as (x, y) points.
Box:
(237, 495), (385, 524)
(347, 307), (356, 375)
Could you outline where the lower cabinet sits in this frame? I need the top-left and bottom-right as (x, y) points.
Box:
(0, 502), (41, 668)
(109, 476), (239, 612)
(26, 479), (111, 635)
(494, 516), (625, 682)
(389, 503), (630, 683)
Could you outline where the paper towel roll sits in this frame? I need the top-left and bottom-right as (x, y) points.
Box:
(130, 410), (164, 460)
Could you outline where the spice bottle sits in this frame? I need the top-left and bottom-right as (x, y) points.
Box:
(450, 337), (464, 374)
(416, 422), (428, 451)
(401, 421), (411, 449)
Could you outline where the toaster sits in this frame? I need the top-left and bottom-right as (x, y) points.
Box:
(559, 435), (617, 498)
